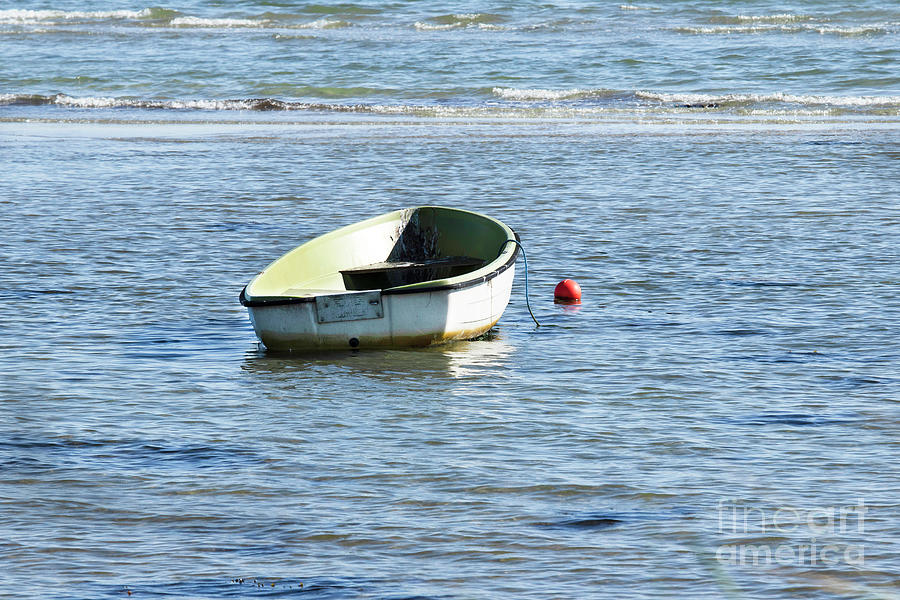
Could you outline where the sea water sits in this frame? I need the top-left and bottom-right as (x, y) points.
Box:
(1, 1), (898, 598)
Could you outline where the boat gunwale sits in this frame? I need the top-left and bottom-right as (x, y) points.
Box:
(240, 236), (518, 307)
(240, 208), (519, 308)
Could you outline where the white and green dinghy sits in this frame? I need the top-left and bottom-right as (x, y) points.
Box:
(240, 206), (519, 351)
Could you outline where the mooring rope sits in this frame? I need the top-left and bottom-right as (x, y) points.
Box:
(500, 239), (541, 328)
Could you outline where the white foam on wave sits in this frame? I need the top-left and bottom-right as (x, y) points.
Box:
(0, 9), (355, 30)
(168, 16), (350, 29)
(49, 95), (260, 110)
(676, 21), (893, 36)
(811, 24), (891, 36)
(675, 25), (801, 35)
(53, 95), (121, 108)
(169, 99), (255, 110)
(295, 18), (351, 29)
(413, 21), (452, 31)
(0, 8), (150, 23)
(414, 22), (504, 31)
(29, 94), (584, 117)
(0, 27), (53, 34)
(637, 91), (900, 107)
(170, 16), (264, 28)
(13, 92), (899, 119)
(414, 13), (505, 31)
(729, 14), (808, 23)
(492, 87), (594, 101)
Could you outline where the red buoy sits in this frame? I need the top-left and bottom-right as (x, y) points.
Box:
(554, 279), (582, 304)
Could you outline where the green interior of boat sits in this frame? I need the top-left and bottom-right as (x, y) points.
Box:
(246, 206), (515, 299)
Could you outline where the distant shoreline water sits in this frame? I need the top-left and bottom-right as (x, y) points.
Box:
(3, 3), (898, 115)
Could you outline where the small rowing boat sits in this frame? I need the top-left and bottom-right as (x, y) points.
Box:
(240, 206), (519, 351)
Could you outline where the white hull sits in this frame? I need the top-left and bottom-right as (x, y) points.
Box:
(248, 266), (514, 351)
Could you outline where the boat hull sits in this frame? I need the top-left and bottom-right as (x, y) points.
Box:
(247, 266), (514, 351)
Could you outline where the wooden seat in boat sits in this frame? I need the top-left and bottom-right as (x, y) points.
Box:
(340, 256), (484, 290)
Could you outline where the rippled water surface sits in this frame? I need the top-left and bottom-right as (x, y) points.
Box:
(2, 1), (899, 598)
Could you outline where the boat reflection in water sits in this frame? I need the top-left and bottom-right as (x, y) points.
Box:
(241, 333), (515, 388)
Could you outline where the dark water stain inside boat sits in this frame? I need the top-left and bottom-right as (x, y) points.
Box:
(388, 209), (442, 262)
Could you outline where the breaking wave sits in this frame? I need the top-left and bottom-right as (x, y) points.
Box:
(3, 6), (897, 39)
(708, 14), (813, 24)
(414, 13), (506, 31)
(169, 16), (262, 28)
(0, 93), (442, 114)
(492, 87), (601, 101)
(0, 7), (353, 29)
(0, 8), (157, 23)
(167, 15), (351, 29)
(0, 7), (500, 31)
(636, 91), (900, 108)
(676, 17), (897, 37)
(3, 91), (899, 117)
